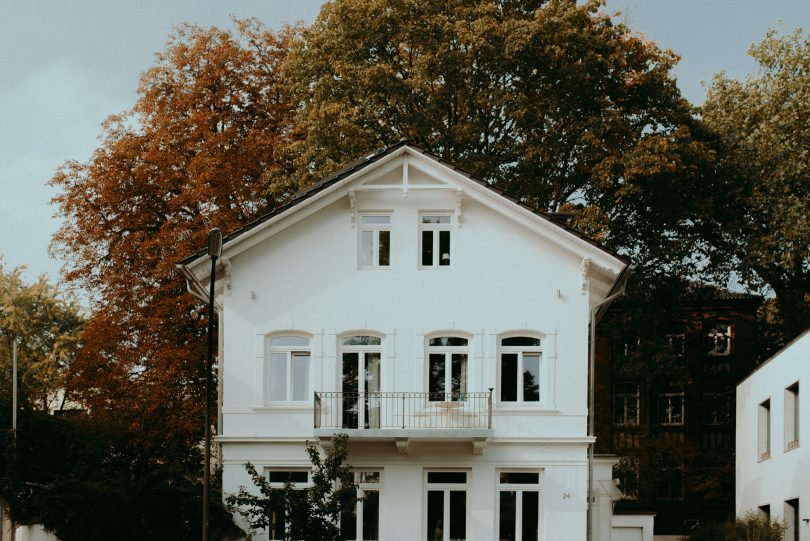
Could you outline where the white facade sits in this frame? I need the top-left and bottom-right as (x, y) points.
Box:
(737, 328), (809, 541)
(181, 144), (628, 541)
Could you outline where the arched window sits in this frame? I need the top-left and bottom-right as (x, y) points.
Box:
(499, 335), (541, 404)
(340, 334), (383, 428)
(265, 333), (311, 404)
(427, 335), (469, 401)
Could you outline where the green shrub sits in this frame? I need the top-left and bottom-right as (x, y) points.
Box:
(684, 511), (785, 541)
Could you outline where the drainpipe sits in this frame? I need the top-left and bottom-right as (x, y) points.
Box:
(586, 264), (634, 541)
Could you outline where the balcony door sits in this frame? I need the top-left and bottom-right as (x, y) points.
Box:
(427, 336), (468, 402)
(341, 335), (382, 429)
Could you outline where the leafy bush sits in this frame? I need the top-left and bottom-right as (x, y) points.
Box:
(227, 434), (356, 541)
(684, 511), (785, 541)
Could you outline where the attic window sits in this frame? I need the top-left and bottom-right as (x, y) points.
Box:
(706, 323), (733, 356)
(359, 214), (391, 269)
(420, 214), (452, 268)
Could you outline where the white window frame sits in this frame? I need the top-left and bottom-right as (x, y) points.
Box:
(266, 468), (312, 540)
(424, 470), (469, 541)
(498, 334), (544, 406)
(706, 323), (733, 356)
(265, 333), (312, 405)
(613, 383), (640, 426)
(785, 382), (799, 451)
(703, 391), (731, 426)
(758, 398), (771, 461)
(784, 498), (799, 541)
(341, 470), (383, 541)
(425, 334), (470, 402)
(657, 387), (685, 426)
(358, 213), (392, 269)
(496, 470), (542, 541)
(614, 456), (639, 500)
(339, 334), (385, 429)
(419, 213), (453, 269)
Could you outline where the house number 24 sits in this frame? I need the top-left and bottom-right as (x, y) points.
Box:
(562, 493), (571, 499)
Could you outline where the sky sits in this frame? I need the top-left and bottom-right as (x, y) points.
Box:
(1, 0), (808, 293)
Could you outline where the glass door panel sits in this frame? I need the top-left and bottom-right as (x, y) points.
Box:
(365, 352), (381, 428)
(342, 352), (359, 428)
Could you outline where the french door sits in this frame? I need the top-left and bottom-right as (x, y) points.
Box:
(342, 348), (381, 429)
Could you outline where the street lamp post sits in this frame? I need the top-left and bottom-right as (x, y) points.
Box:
(12, 339), (17, 444)
(203, 228), (222, 541)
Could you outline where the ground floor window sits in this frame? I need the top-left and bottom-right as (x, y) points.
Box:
(498, 471), (540, 541)
(785, 499), (799, 541)
(341, 470), (382, 541)
(426, 471), (468, 541)
(266, 469), (310, 540)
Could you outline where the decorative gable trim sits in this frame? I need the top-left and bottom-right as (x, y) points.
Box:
(179, 141), (629, 283)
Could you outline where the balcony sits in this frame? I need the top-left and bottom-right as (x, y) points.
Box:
(314, 391), (493, 454)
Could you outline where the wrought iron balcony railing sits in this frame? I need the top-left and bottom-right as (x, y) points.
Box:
(314, 391), (493, 430)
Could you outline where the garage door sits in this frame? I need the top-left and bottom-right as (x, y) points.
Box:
(612, 526), (643, 541)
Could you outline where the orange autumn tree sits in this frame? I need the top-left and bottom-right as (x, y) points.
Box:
(50, 20), (298, 466)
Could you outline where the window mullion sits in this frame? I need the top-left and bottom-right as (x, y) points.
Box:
(286, 351), (292, 401)
(359, 352), (366, 429)
(443, 490), (450, 541)
(516, 489), (523, 540)
(433, 229), (440, 266)
(445, 353), (452, 397)
(357, 497), (363, 541)
(518, 352), (524, 404)
(372, 230), (379, 267)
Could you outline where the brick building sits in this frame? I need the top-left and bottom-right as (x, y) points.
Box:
(595, 290), (762, 537)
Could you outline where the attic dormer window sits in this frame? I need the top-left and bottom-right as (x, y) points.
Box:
(359, 214), (391, 269)
(420, 214), (452, 268)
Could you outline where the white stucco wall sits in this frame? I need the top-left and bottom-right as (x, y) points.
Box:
(737, 329), (809, 539)
(222, 189), (592, 437)
(611, 514), (655, 541)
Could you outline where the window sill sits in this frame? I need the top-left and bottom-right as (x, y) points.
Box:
(758, 451), (771, 462)
(253, 404), (313, 412)
(785, 440), (800, 452)
(493, 407), (559, 415)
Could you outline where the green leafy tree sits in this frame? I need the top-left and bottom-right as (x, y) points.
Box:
(0, 412), (242, 541)
(227, 434), (357, 541)
(284, 0), (725, 280)
(702, 28), (810, 340)
(49, 21), (298, 468)
(0, 262), (84, 412)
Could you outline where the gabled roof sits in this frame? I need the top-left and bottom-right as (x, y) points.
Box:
(179, 140), (629, 268)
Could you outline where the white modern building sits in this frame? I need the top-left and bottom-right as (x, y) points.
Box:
(737, 328), (809, 541)
(180, 141), (632, 540)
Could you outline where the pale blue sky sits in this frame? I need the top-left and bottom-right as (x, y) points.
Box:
(1, 0), (808, 290)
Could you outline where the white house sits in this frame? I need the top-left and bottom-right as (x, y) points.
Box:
(737, 328), (809, 541)
(180, 141), (631, 541)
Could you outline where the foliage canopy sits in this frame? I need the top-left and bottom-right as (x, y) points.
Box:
(0, 412), (241, 541)
(0, 262), (83, 413)
(702, 28), (810, 340)
(49, 21), (298, 464)
(285, 0), (724, 281)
